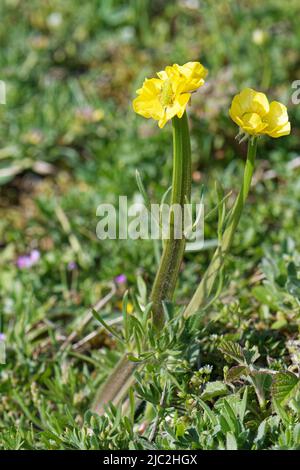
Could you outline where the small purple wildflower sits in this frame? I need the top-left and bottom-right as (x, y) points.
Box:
(67, 261), (77, 271)
(0, 333), (5, 342)
(30, 250), (40, 263)
(115, 274), (127, 285)
(16, 249), (40, 269)
(16, 255), (32, 269)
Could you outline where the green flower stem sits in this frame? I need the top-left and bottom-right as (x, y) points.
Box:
(91, 113), (192, 414)
(150, 112), (192, 328)
(183, 137), (258, 319)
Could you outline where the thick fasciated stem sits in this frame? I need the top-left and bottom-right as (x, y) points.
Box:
(183, 137), (258, 319)
(150, 112), (191, 327)
(92, 113), (192, 413)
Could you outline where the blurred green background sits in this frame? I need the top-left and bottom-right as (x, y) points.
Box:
(1, 0), (300, 448)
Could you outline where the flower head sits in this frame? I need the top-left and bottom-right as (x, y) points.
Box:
(252, 29), (267, 46)
(117, 301), (134, 314)
(67, 261), (78, 271)
(229, 88), (290, 138)
(133, 61), (207, 128)
(16, 249), (40, 269)
(115, 274), (127, 285)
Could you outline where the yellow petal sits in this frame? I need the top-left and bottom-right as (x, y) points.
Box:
(264, 101), (290, 137)
(266, 121), (291, 138)
(229, 104), (244, 127)
(164, 62), (207, 93)
(176, 93), (191, 118)
(132, 95), (163, 120)
(235, 88), (269, 116)
(229, 95), (244, 120)
(133, 78), (164, 121)
(136, 78), (162, 96)
(164, 101), (182, 121)
(158, 113), (168, 128)
(157, 70), (168, 80)
(180, 61), (208, 78)
(241, 112), (267, 135)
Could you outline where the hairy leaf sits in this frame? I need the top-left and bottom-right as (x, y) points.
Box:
(226, 365), (248, 382)
(219, 341), (245, 365)
(272, 371), (300, 405)
(201, 381), (228, 401)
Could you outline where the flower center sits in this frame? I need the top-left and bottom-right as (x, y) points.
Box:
(242, 112), (262, 129)
(160, 79), (174, 107)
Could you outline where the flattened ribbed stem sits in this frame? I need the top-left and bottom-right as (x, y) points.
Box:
(183, 137), (258, 319)
(92, 113), (192, 414)
(150, 112), (192, 328)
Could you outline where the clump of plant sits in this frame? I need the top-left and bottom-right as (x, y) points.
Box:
(91, 62), (291, 415)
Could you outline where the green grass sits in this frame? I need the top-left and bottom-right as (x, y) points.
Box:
(1, 0), (300, 450)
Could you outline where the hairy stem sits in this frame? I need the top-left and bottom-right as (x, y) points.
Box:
(92, 355), (137, 414)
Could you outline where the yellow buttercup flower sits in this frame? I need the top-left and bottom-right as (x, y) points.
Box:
(133, 62), (207, 128)
(229, 88), (290, 138)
